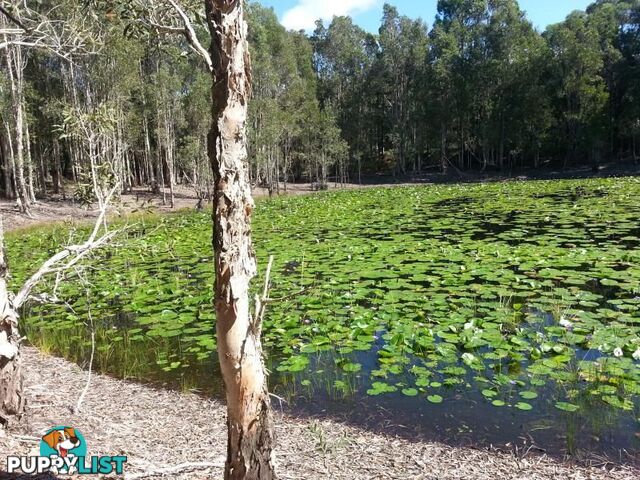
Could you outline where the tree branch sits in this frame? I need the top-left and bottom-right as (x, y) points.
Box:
(0, 5), (28, 31)
(12, 185), (120, 309)
(0, 5), (100, 61)
(166, 0), (212, 72)
(147, 20), (185, 35)
(143, 0), (212, 72)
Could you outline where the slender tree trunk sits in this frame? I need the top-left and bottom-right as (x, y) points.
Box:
(440, 124), (448, 175)
(205, 1), (276, 478)
(24, 118), (36, 203)
(0, 217), (25, 428)
(164, 112), (175, 208)
(0, 126), (11, 197)
(38, 144), (47, 198)
(4, 43), (30, 214)
(157, 139), (166, 205)
(3, 122), (17, 200)
(499, 116), (505, 171)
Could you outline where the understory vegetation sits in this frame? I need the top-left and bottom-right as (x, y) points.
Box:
(7, 177), (640, 453)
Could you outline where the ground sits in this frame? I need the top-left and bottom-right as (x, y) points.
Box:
(0, 347), (637, 479)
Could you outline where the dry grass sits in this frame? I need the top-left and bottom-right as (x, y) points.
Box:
(0, 347), (636, 479)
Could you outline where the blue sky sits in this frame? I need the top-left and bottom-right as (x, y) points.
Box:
(258, 0), (594, 33)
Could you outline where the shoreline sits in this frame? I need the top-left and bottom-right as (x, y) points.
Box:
(0, 347), (637, 479)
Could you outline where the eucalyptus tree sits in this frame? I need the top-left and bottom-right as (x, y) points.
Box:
(206, 1), (277, 476)
(247, 3), (331, 193)
(426, 0), (487, 171)
(0, 0), (100, 211)
(312, 16), (376, 176)
(619, 1), (640, 161)
(375, 4), (429, 174)
(545, 11), (609, 166)
(482, 0), (551, 169)
(1, 13), (31, 214)
(584, 0), (640, 160)
(180, 66), (212, 205)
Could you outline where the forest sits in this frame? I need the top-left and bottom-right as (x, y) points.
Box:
(1, 0), (639, 215)
(1, 1), (640, 479)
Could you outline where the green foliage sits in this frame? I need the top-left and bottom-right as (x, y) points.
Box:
(4, 0), (640, 204)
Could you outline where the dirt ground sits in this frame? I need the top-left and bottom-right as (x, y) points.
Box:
(0, 347), (637, 479)
(3, 160), (638, 232)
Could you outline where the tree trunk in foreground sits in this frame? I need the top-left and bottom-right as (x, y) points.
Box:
(0, 217), (25, 427)
(205, 1), (276, 479)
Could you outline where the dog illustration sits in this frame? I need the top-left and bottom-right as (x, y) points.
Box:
(42, 427), (81, 458)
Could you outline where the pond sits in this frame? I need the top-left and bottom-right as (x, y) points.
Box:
(7, 178), (640, 463)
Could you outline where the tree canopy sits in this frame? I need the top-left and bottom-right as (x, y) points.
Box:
(1, 0), (639, 207)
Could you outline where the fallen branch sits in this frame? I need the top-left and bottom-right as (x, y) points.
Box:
(12, 185), (119, 309)
(0, 5), (29, 31)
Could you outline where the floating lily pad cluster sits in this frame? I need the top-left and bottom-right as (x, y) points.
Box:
(7, 178), (640, 416)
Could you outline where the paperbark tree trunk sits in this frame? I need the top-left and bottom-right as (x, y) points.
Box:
(3, 40), (31, 215)
(0, 217), (25, 427)
(205, 1), (276, 479)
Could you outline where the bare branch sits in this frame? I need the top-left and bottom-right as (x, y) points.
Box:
(253, 255), (274, 331)
(166, 0), (212, 72)
(142, 0), (212, 72)
(0, 4), (102, 60)
(261, 254), (274, 300)
(0, 28), (23, 35)
(148, 21), (184, 34)
(12, 184), (120, 309)
(0, 5), (28, 31)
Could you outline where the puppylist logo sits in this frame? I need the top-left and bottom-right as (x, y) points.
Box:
(6, 426), (127, 475)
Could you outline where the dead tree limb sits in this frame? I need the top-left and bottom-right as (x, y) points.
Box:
(0, 183), (120, 426)
(12, 185), (119, 309)
(0, 5), (28, 31)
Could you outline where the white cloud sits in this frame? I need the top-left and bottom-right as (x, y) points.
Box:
(281, 0), (378, 31)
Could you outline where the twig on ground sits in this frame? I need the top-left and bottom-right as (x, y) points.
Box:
(269, 392), (288, 410)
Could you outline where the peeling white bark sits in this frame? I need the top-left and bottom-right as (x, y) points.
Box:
(206, 1), (276, 478)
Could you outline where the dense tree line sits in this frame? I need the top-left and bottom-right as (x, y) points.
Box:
(1, 0), (639, 213)
(314, 0), (640, 176)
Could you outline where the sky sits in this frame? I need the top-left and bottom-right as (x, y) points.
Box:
(258, 0), (595, 33)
